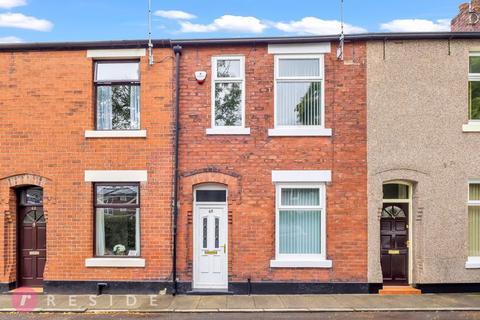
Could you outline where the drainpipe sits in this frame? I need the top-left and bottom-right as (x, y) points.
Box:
(172, 44), (182, 295)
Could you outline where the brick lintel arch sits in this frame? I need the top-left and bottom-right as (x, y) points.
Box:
(0, 173), (55, 221)
(181, 169), (242, 202)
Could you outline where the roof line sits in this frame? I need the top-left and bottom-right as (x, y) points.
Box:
(0, 32), (480, 51)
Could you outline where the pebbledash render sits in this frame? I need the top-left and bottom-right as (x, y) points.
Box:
(366, 1), (480, 292)
(1, 2), (480, 294)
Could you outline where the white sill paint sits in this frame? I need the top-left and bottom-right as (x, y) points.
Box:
(206, 127), (251, 135)
(465, 257), (480, 269)
(85, 258), (145, 268)
(268, 127), (332, 137)
(85, 130), (147, 138)
(270, 259), (332, 268)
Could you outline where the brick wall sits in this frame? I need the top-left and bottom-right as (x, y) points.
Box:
(0, 48), (174, 284)
(452, 0), (480, 31)
(177, 42), (368, 283)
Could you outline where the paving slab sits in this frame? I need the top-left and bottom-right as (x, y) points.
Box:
(226, 295), (255, 309)
(252, 295), (285, 309)
(197, 296), (227, 310)
(168, 295), (200, 311)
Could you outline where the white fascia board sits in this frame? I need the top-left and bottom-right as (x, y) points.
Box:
(85, 258), (145, 268)
(268, 43), (331, 55)
(87, 49), (146, 59)
(272, 170), (332, 183)
(85, 170), (148, 182)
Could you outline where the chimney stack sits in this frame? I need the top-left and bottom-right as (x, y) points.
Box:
(452, 0), (480, 31)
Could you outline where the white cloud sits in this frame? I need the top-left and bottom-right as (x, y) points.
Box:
(155, 10), (196, 20)
(274, 17), (367, 35)
(180, 15), (267, 33)
(0, 13), (53, 31)
(380, 19), (450, 32)
(0, 35), (22, 43)
(0, 0), (26, 9)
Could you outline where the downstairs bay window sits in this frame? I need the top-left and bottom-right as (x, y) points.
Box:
(94, 183), (140, 257)
(271, 178), (331, 268)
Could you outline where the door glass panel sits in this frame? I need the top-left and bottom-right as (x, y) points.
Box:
(383, 184), (409, 199)
(21, 187), (43, 205)
(381, 206), (406, 219)
(196, 190), (226, 202)
(215, 217), (219, 249)
(202, 217), (208, 249)
(23, 211), (36, 224)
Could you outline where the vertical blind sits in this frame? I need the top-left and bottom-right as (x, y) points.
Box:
(279, 188), (321, 255)
(469, 206), (480, 257)
(276, 58), (322, 126)
(469, 184), (480, 256)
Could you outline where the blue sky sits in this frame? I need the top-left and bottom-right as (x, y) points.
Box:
(0, 0), (464, 43)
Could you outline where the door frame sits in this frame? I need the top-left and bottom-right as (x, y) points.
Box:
(192, 184), (228, 290)
(382, 180), (413, 285)
(16, 186), (46, 288)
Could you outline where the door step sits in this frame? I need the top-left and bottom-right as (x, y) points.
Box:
(9, 287), (43, 294)
(187, 289), (233, 295)
(379, 286), (421, 295)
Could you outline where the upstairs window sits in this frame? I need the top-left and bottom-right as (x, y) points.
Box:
(94, 61), (140, 130)
(469, 54), (480, 121)
(274, 55), (324, 127)
(211, 56), (245, 129)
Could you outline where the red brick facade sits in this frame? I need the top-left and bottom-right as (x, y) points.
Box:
(0, 49), (174, 288)
(452, 0), (480, 31)
(176, 42), (368, 285)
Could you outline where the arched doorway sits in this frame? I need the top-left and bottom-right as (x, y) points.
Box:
(381, 182), (412, 285)
(192, 184), (228, 291)
(17, 186), (46, 287)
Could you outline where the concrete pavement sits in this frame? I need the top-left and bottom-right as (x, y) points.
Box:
(0, 293), (479, 313)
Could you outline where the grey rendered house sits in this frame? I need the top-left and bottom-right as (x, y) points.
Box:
(367, 1), (480, 292)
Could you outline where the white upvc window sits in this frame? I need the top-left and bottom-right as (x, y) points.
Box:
(467, 182), (480, 268)
(269, 54), (331, 137)
(271, 183), (331, 268)
(463, 53), (480, 132)
(207, 56), (249, 135)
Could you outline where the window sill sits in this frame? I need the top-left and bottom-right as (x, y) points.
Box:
(465, 257), (480, 269)
(270, 259), (332, 268)
(206, 127), (251, 135)
(268, 127), (332, 137)
(85, 130), (147, 138)
(85, 258), (145, 268)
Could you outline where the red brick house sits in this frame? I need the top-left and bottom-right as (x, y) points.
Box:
(0, 43), (175, 293)
(174, 39), (368, 293)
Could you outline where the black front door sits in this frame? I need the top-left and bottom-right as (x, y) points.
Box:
(18, 187), (46, 287)
(380, 203), (408, 283)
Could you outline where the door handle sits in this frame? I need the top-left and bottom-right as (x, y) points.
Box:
(220, 244), (226, 253)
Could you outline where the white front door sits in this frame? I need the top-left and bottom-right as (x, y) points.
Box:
(194, 205), (228, 289)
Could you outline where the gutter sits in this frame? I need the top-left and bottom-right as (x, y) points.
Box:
(171, 44), (182, 295)
(3, 32), (480, 52)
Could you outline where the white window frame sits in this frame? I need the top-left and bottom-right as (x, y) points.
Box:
(464, 53), (480, 132)
(467, 181), (480, 268)
(269, 54), (331, 137)
(271, 182), (331, 268)
(208, 56), (249, 135)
